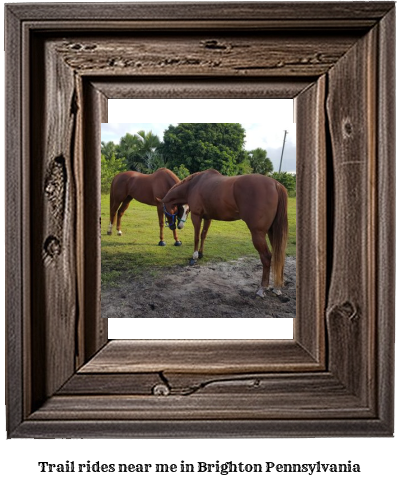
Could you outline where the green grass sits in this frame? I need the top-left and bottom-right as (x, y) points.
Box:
(101, 194), (296, 286)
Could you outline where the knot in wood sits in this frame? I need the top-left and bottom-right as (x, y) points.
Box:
(83, 44), (97, 51)
(201, 39), (227, 50)
(339, 301), (358, 321)
(342, 118), (354, 138)
(45, 156), (66, 223)
(152, 383), (170, 396)
(328, 301), (359, 323)
(45, 181), (56, 197)
(44, 236), (62, 259)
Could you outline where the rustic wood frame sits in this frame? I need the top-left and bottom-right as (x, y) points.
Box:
(5, 2), (395, 438)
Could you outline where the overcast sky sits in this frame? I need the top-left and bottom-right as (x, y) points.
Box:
(102, 99), (296, 173)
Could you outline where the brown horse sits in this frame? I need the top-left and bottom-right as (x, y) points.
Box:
(107, 168), (189, 246)
(161, 169), (288, 296)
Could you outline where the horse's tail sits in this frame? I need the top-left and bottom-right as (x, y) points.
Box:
(268, 182), (288, 288)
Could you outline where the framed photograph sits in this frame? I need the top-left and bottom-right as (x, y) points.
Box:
(101, 103), (297, 331)
(5, 2), (395, 437)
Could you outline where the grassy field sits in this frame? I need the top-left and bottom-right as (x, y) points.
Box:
(101, 194), (296, 286)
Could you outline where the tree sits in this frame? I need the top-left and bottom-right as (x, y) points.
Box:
(143, 151), (166, 173)
(234, 151), (253, 175)
(135, 130), (162, 171)
(101, 141), (117, 160)
(116, 130), (161, 173)
(115, 133), (142, 171)
(270, 171), (296, 197)
(161, 123), (247, 176)
(247, 148), (274, 175)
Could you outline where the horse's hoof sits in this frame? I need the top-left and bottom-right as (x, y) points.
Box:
(158, 241), (166, 247)
(189, 258), (197, 266)
(256, 288), (265, 298)
(198, 251), (203, 259)
(174, 241), (182, 247)
(107, 231), (112, 236)
(117, 231), (122, 236)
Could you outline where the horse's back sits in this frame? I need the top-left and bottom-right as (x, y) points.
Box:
(112, 170), (148, 188)
(112, 171), (139, 184)
(134, 169), (181, 204)
(193, 171), (279, 206)
(188, 171), (239, 220)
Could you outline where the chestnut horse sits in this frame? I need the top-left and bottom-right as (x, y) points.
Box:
(107, 168), (189, 246)
(162, 169), (288, 296)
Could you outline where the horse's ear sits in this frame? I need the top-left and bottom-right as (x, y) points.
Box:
(155, 197), (162, 203)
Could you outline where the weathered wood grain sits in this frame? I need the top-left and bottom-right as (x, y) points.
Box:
(73, 73), (85, 370)
(20, 19), (386, 33)
(29, 397), (371, 422)
(14, 417), (391, 439)
(32, 375), (373, 421)
(326, 26), (377, 405)
(82, 81), (108, 361)
(54, 34), (360, 78)
(5, 4), (25, 436)
(30, 36), (78, 408)
(60, 371), (349, 397)
(92, 79), (310, 100)
(7, 2), (394, 23)
(59, 372), (163, 396)
(79, 340), (321, 374)
(295, 76), (326, 363)
(376, 6), (395, 431)
(99, 88), (108, 123)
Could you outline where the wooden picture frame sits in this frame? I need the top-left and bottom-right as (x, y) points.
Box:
(5, 2), (395, 438)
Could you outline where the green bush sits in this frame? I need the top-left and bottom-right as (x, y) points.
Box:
(270, 171), (296, 197)
(101, 153), (127, 194)
(173, 164), (190, 180)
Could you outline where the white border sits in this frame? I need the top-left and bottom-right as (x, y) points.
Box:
(106, 99), (294, 339)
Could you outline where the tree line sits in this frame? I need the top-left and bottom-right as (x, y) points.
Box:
(101, 123), (296, 196)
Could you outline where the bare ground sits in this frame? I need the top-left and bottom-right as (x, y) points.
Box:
(102, 256), (296, 318)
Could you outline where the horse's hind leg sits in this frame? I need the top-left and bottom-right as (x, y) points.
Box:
(198, 219), (212, 258)
(156, 204), (166, 246)
(251, 230), (272, 297)
(108, 200), (120, 235)
(189, 214), (202, 264)
(116, 196), (132, 236)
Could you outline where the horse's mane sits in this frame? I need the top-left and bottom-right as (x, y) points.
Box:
(172, 169), (221, 188)
(172, 171), (201, 188)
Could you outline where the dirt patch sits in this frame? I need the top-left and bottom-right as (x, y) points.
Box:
(102, 256), (296, 318)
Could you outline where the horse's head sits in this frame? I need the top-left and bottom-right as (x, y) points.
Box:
(162, 203), (190, 231)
